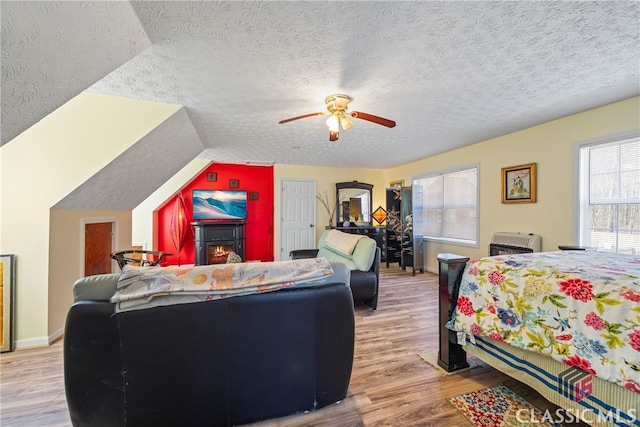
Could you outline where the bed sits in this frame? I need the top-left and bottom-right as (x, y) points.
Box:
(438, 250), (640, 427)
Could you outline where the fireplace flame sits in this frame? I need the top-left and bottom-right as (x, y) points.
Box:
(208, 245), (234, 264)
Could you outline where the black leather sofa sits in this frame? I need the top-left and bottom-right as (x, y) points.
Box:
(290, 230), (380, 310)
(64, 262), (354, 427)
(350, 246), (380, 309)
(291, 247), (380, 310)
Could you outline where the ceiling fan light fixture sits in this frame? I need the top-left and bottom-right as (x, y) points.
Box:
(279, 93), (395, 141)
(325, 94), (352, 112)
(340, 115), (352, 130)
(326, 115), (340, 132)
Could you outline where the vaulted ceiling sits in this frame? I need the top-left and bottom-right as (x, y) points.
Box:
(2, 1), (639, 169)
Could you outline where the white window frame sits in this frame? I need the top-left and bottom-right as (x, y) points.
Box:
(574, 130), (640, 254)
(413, 163), (480, 248)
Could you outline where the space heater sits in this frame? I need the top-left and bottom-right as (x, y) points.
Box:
(489, 232), (542, 256)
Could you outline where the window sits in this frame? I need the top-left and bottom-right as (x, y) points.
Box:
(413, 164), (479, 246)
(578, 134), (640, 254)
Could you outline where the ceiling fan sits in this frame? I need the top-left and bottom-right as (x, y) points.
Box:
(278, 94), (396, 142)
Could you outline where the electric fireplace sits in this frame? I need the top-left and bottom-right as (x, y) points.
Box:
(193, 221), (246, 265)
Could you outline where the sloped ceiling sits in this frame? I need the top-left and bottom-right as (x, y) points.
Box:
(1, 1), (151, 145)
(2, 1), (639, 169)
(53, 107), (204, 211)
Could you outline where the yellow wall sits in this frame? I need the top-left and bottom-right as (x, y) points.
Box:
(48, 209), (132, 340)
(1, 94), (637, 347)
(385, 96), (640, 271)
(273, 165), (386, 258)
(0, 92), (181, 347)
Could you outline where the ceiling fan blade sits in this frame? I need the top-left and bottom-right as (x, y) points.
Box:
(278, 112), (325, 124)
(350, 111), (396, 128)
(329, 130), (339, 142)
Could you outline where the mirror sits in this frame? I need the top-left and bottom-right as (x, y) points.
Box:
(336, 181), (373, 227)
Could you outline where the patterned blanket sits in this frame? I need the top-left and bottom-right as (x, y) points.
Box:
(446, 250), (640, 394)
(111, 258), (334, 312)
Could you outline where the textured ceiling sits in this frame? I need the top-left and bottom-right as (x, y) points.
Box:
(2, 1), (640, 170)
(1, 1), (151, 145)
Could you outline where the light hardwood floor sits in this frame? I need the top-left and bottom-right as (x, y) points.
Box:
(1, 265), (575, 426)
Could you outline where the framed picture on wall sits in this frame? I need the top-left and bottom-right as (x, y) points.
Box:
(1, 254), (16, 352)
(501, 163), (537, 203)
(207, 172), (217, 182)
(229, 179), (239, 189)
(389, 179), (404, 190)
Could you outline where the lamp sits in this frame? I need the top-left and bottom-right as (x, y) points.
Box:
(326, 113), (352, 142)
(340, 115), (352, 130)
(168, 193), (188, 265)
(326, 115), (339, 132)
(326, 115), (340, 142)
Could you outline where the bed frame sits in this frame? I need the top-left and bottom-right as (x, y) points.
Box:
(436, 253), (640, 427)
(437, 253), (470, 372)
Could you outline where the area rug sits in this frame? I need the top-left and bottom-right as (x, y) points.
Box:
(448, 384), (562, 427)
(419, 349), (481, 376)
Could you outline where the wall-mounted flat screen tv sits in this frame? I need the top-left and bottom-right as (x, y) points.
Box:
(192, 190), (247, 221)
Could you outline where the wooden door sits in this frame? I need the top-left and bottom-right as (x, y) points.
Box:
(84, 222), (113, 276)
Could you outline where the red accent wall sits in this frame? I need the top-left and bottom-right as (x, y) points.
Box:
(156, 163), (274, 265)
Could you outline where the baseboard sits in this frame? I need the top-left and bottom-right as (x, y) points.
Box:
(13, 327), (64, 350)
(14, 336), (50, 349)
(49, 327), (64, 344)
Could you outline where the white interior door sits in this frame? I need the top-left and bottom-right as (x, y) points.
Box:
(280, 179), (316, 260)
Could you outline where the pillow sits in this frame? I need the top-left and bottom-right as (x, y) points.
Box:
(323, 229), (364, 255)
(317, 230), (376, 272)
(350, 236), (376, 271)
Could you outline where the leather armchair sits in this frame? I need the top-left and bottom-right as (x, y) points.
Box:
(290, 230), (380, 310)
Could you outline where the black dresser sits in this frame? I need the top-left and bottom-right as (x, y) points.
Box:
(335, 226), (387, 263)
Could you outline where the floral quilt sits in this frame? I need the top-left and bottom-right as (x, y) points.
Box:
(446, 250), (640, 394)
(111, 258), (335, 312)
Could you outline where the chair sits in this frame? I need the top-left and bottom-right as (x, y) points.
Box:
(110, 250), (172, 270)
(290, 229), (380, 310)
